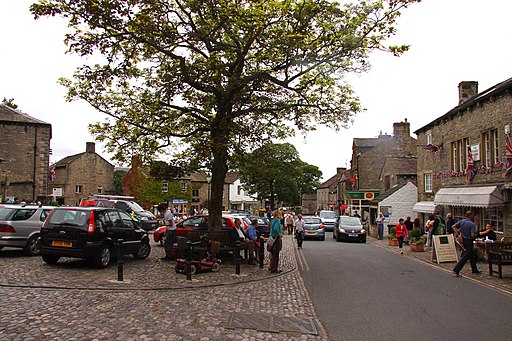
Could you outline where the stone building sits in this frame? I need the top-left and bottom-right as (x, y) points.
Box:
(317, 174), (339, 211)
(51, 142), (114, 205)
(0, 104), (52, 203)
(301, 192), (317, 215)
(414, 78), (512, 237)
(346, 120), (417, 220)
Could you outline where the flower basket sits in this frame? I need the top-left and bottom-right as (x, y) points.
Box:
(409, 228), (425, 252)
(410, 242), (424, 252)
(388, 238), (399, 246)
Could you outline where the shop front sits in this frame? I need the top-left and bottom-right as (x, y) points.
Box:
(434, 186), (509, 238)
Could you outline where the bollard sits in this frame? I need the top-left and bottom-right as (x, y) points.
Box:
(117, 239), (124, 282)
(235, 240), (241, 275)
(259, 237), (265, 269)
(186, 240), (192, 281)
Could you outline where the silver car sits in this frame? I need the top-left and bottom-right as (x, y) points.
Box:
(303, 216), (325, 241)
(0, 205), (55, 255)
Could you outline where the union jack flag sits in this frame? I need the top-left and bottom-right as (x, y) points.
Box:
(422, 144), (440, 153)
(466, 145), (477, 183)
(505, 131), (512, 177)
(50, 166), (56, 182)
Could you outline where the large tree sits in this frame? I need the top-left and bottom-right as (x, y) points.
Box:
(238, 143), (321, 208)
(31, 0), (419, 230)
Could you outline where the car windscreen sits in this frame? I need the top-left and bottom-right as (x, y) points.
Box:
(127, 201), (145, 212)
(47, 209), (89, 228)
(319, 211), (336, 219)
(0, 207), (15, 220)
(339, 217), (361, 226)
(303, 217), (322, 224)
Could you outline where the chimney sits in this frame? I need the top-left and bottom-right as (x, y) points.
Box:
(393, 119), (410, 140)
(85, 142), (95, 153)
(458, 81), (478, 104)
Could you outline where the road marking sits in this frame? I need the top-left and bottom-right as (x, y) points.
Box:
(296, 247), (310, 272)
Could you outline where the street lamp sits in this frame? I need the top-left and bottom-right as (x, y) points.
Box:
(205, 171), (212, 211)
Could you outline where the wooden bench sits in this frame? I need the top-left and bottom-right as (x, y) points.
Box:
(487, 242), (512, 279)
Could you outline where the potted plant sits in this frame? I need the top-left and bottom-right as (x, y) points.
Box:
(387, 226), (399, 246)
(409, 228), (425, 252)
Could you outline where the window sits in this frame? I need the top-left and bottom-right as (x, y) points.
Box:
(97, 186), (103, 194)
(424, 173), (432, 193)
(75, 185), (82, 194)
(427, 132), (433, 145)
(180, 181), (187, 193)
(162, 181), (168, 193)
(237, 186), (242, 196)
(484, 208), (503, 233)
(192, 189), (199, 197)
(12, 209), (37, 221)
(481, 129), (499, 167)
(450, 138), (469, 171)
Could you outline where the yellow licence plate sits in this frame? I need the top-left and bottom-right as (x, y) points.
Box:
(51, 241), (72, 247)
(306, 232), (316, 235)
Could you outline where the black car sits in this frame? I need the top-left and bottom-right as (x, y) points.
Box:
(40, 207), (151, 268)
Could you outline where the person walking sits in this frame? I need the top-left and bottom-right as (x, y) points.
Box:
(269, 209), (283, 273)
(404, 216), (414, 245)
(285, 212), (295, 235)
(376, 212), (385, 240)
(446, 213), (455, 235)
(294, 214), (305, 248)
(162, 205), (177, 260)
(452, 210), (480, 277)
(395, 218), (408, 255)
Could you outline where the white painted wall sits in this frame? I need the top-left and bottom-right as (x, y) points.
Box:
(378, 182), (418, 235)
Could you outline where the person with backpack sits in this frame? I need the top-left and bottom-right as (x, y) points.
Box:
(434, 214), (446, 235)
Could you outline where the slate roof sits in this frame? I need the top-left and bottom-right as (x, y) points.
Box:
(353, 135), (392, 148)
(318, 174), (339, 192)
(415, 76), (512, 134)
(381, 156), (417, 176)
(0, 103), (51, 126)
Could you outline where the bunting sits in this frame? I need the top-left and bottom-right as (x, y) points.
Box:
(422, 144), (441, 154)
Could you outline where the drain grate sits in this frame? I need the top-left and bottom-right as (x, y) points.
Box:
(224, 312), (319, 335)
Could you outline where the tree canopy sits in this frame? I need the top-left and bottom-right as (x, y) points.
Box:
(31, 0), (419, 229)
(238, 143), (321, 208)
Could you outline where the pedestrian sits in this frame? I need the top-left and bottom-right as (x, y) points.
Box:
(425, 214), (435, 247)
(413, 217), (422, 235)
(404, 216), (413, 244)
(376, 212), (385, 240)
(285, 212), (295, 235)
(162, 205), (177, 260)
(476, 223), (497, 241)
(269, 209), (283, 273)
(395, 218), (408, 255)
(295, 214), (305, 248)
(452, 210), (480, 277)
(230, 218), (256, 265)
(446, 213), (455, 234)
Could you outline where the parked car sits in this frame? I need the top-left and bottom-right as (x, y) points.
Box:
(40, 207), (151, 268)
(333, 216), (366, 243)
(318, 210), (337, 231)
(0, 204), (55, 256)
(80, 196), (158, 231)
(153, 214), (238, 244)
(302, 216), (325, 241)
(247, 215), (270, 237)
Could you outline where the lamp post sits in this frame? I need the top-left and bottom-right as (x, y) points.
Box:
(206, 172), (212, 211)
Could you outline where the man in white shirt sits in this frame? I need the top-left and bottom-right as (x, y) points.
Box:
(163, 206), (177, 260)
(295, 214), (305, 248)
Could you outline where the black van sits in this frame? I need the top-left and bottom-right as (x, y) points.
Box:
(40, 207), (151, 268)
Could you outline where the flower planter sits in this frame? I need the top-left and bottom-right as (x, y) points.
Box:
(410, 242), (425, 252)
(388, 238), (399, 246)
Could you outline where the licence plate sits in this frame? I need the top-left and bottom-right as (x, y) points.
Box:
(51, 240), (72, 247)
(348, 233), (358, 237)
(306, 232), (316, 235)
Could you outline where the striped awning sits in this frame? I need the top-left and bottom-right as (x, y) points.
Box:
(434, 186), (505, 208)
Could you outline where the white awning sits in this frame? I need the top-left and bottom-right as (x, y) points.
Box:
(434, 186), (505, 208)
(412, 201), (437, 213)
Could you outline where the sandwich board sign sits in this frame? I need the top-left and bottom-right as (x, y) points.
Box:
(431, 234), (458, 264)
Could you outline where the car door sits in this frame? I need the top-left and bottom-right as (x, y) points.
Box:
(10, 208), (38, 242)
(118, 210), (141, 254)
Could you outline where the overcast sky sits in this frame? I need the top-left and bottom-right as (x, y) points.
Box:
(1, 0), (512, 182)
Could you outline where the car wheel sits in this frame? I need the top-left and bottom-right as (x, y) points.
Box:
(159, 234), (166, 246)
(190, 264), (197, 275)
(336, 233), (342, 242)
(211, 262), (220, 272)
(42, 254), (60, 265)
(24, 234), (41, 256)
(94, 245), (111, 269)
(133, 242), (151, 259)
(362, 237), (367, 243)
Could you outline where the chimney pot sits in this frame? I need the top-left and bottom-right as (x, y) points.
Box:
(458, 81), (478, 104)
(86, 142), (95, 153)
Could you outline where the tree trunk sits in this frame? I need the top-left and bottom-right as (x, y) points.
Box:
(208, 127), (229, 231)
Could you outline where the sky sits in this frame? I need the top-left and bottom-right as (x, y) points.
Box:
(1, 0), (512, 182)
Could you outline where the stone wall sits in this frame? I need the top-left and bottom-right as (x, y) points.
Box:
(0, 122), (51, 202)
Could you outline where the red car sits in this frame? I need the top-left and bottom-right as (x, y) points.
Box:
(153, 214), (244, 245)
